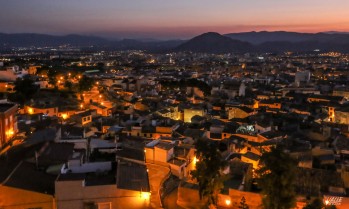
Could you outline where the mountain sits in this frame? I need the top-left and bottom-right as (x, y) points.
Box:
(0, 33), (109, 47)
(174, 31), (349, 53)
(224, 31), (314, 45)
(323, 31), (349, 35)
(0, 33), (185, 52)
(225, 31), (349, 45)
(174, 32), (252, 53)
(3, 31), (349, 53)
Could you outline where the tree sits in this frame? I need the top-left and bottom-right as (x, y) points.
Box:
(191, 139), (227, 206)
(256, 147), (297, 209)
(238, 196), (249, 209)
(78, 75), (93, 92)
(303, 198), (323, 209)
(303, 198), (337, 209)
(9, 76), (38, 104)
(64, 81), (73, 91)
(47, 69), (58, 87)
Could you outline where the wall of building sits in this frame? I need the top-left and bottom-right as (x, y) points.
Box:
(184, 109), (204, 123)
(24, 105), (58, 117)
(0, 104), (18, 148)
(55, 181), (150, 209)
(154, 147), (172, 163)
(335, 111), (349, 125)
(0, 186), (55, 209)
(144, 147), (155, 163)
(226, 107), (249, 119)
(227, 189), (263, 209)
(177, 184), (207, 209)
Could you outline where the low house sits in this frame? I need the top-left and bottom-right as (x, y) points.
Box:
(0, 161), (57, 209)
(24, 104), (58, 117)
(145, 140), (195, 179)
(258, 99), (282, 109)
(241, 151), (260, 169)
(90, 102), (112, 117)
(55, 159), (150, 209)
(70, 110), (93, 126)
(335, 106), (349, 125)
(254, 120), (272, 134)
(0, 103), (18, 148)
(225, 105), (255, 119)
(183, 108), (205, 123)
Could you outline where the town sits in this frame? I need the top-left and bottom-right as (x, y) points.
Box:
(1, 47), (349, 209)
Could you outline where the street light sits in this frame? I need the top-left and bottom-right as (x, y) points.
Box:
(225, 199), (231, 206)
(141, 192), (150, 200)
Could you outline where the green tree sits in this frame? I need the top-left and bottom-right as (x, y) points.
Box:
(239, 196), (249, 209)
(191, 139), (227, 206)
(256, 147), (297, 209)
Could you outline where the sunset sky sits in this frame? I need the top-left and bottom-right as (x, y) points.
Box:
(1, 0), (349, 39)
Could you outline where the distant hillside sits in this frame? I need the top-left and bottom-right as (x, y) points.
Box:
(225, 31), (349, 45)
(174, 32), (253, 53)
(174, 31), (349, 53)
(0, 33), (109, 47)
(0, 33), (185, 52)
(3, 31), (349, 53)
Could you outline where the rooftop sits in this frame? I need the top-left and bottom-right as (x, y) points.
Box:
(3, 161), (57, 195)
(116, 159), (150, 192)
(0, 103), (17, 113)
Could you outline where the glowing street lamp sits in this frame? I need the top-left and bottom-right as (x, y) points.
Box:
(28, 107), (34, 114)
(325, 200), (329, 205)
(140, 192), (150, 200)
(225, 199), (231, 206)
(61, 113), (68, 120)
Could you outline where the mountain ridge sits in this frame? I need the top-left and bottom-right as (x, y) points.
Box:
(2, 31), (349, 53)
(174, 32), (253, 53)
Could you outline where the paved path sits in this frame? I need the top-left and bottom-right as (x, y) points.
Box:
(163, 188), (185, 209)
(147, 163), (171, 209)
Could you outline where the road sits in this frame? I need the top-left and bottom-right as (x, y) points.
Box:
(147, 163), (170, 209)
(163, 188), (185, 209)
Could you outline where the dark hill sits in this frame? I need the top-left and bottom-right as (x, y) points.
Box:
(225, 31), (349, 45)
(174, 32), (253, 54)
(0, 33), (185, 52)
(0, 33), (109, 47)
